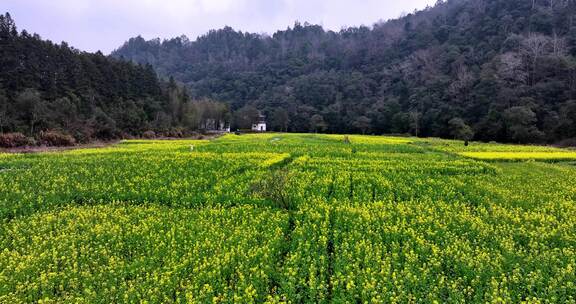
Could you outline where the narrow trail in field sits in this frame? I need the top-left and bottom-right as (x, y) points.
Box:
(325, 207), (336, 302)
(268, 210), (296, 298)
(266, 153), (298, 298)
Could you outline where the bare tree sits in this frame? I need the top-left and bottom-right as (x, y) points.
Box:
(409, 111), (421, 137)
(352, 116), (371, 135)
(498, 52), (528, 85)
(400, 49), (440, 86)
(521, 34), (550, 85)
(448, 64), (475, 96)
(310, 114), (328, 133)
(551, 32), (567, 57)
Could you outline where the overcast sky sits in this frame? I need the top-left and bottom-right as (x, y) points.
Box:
(2, 0), (437, 54)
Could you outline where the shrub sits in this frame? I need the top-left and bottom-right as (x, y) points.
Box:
(39, 131), (76, 147)
(250, 169), (296, 210)
(556, 138), (576, 148)
(165, 128), (184, 138)
(119, 132), (135, 140)
(0, 133), (33, 148)
(142, 131), (156, 139)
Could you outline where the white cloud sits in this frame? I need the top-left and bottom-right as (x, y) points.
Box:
(2, 0), (437, 53)
(197, 0), (242, 13)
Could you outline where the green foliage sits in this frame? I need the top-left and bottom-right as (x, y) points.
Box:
(449, 117), (474, 141)
(270, 108), (290, 132)
(232, 105), (259, 130)
(503, 106), (545, 143)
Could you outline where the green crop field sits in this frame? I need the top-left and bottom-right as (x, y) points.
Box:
(1, 134), (575, 303)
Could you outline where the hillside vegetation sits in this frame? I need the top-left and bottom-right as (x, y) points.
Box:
(0, 13), (229, 143)
(114, 0), (576, 144)
(1, 134), (575, 302)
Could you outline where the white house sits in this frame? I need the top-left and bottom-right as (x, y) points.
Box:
(252, 113), (267, 132)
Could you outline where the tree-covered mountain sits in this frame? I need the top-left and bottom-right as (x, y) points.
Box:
(0, 13), (229, 144)
(113, 0), (576, 144)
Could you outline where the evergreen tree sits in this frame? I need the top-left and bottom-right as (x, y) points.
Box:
(0, 13), (231, 143)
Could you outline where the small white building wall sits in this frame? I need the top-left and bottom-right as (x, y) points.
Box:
(252, 123), (267, 132)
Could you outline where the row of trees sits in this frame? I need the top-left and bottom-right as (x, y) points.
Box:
(114, 0), (576, 143)
(0, 13), (231, 143)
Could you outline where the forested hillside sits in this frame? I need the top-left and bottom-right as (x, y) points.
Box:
(0, 13), (228, 144)
(113, 0), (576, 144)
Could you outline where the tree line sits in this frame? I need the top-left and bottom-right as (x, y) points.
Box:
(0, 13), (230, 145)
(113, 0), (576, 144)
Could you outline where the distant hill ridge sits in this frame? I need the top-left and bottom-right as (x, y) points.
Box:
(112, 0), (576, 144)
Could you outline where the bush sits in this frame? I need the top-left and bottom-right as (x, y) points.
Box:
(556, 138), (576, 148)
(39, 131), (76, 147)
(142, 131), (156, 139)
(0, 133), (34, 148)
(120, 132), (135, 140)
(250, 169), (296, 211)
(165, 128), (184, 138)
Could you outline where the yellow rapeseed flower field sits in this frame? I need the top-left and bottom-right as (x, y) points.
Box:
(460, 151), (576, 161)
(0, 134), (575, 302)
